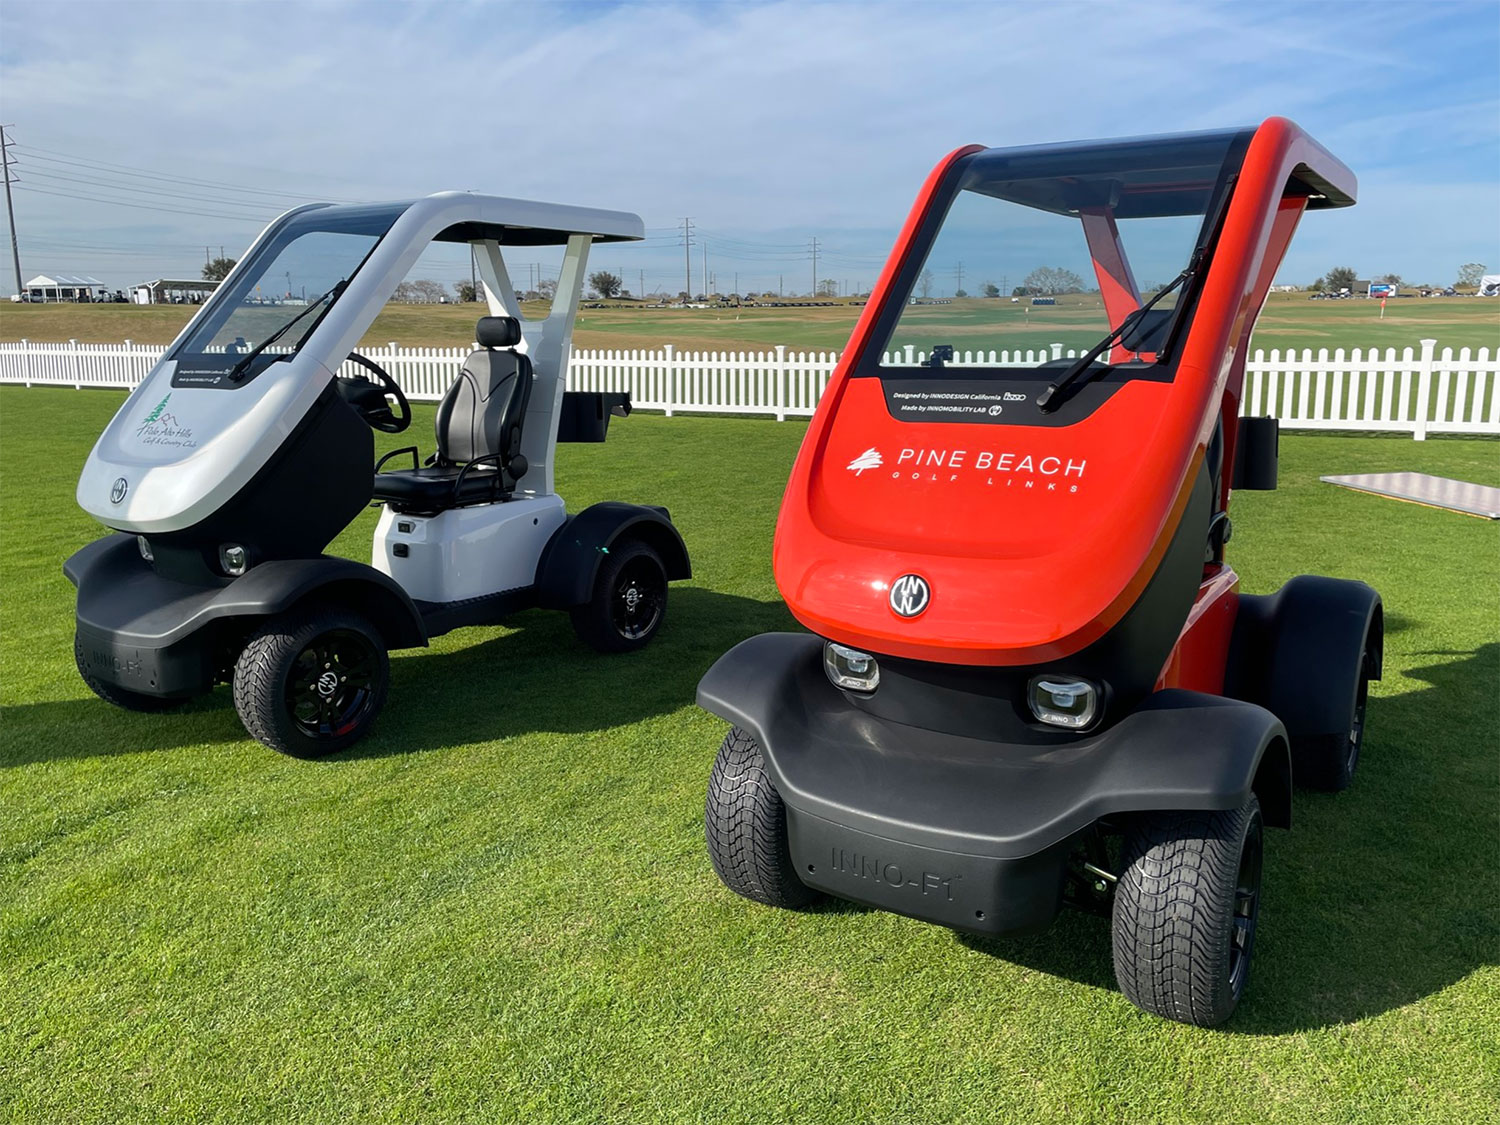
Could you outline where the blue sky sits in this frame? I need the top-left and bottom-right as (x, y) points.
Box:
(1, 0), (1496, 296)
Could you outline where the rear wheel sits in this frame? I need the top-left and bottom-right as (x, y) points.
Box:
(74, 636), (185, 712)
(232, 608), (389, 757)
(1297, 645), (1372, 792)
(570, 540), (668, 653)
(1111, 796), (1264, 1027)
(705, 728), (821, 909)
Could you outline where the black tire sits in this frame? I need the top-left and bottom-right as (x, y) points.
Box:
(74, 636), (185, 712)
(232, 608), (389, 757)
(705, 728), (821, 909)
(1111, 796), (1264, 1027)
(1297, 646), (1372, 792)
(570, 539), (667, 653)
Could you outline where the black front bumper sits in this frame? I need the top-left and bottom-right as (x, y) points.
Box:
(65, 533), (426, 699)
(698, 633), (1287, 935)
(67, 535), (228, 698)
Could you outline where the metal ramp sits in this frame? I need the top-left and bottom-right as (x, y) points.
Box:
(1320, 472), (1500, 520)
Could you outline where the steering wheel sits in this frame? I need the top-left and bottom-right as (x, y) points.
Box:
(343, 351), (411, 433)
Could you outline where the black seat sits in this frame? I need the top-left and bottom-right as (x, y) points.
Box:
(372, 316), (532, 514)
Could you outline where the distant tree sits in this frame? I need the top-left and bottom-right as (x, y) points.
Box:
(954, 288), (968, 298)
(918, 269), (934, 299)
(816, 278), (838, 298)
(202, 256), (236, 282)
(678, 290), (690, 301)
(1023, 266), (1085, 295)
(982, 282), (1000, 298)
(1456, 262), (1486, 288)
(588, 270), (622, 299)
(391, 281), (418, 302)
(411, 279), (448, 302)
(537, 278), (558, 300)
(453, 281), (478, 302)
(1324, 266), (1357, 292)
(1308, 275), (1325, 292)
(1012, 286), (1029, 297)
(1378, 273), (1403, 286)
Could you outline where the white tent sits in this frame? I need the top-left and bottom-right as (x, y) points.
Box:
(24, 274), (106, 302)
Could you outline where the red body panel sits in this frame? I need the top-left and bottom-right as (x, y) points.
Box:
(1157, 566), (1240, 693)
(773, 118), (1355, 669)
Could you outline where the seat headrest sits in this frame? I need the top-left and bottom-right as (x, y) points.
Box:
(476, 316), (522, 349)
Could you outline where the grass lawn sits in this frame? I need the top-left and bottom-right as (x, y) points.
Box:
(2, 385), (1497, 1123)
(4, 291), (1497, 355)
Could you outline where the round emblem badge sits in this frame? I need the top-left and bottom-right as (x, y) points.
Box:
(110, 477), (129, 504)
(889, 573), (930, 618)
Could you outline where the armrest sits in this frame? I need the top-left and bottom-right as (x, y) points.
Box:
(375, 445), (420, 473)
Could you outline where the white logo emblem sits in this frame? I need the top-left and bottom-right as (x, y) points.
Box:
(889, 574), (930, 618)
(316, 671), (340, 697)
(847, 447), (883, 475)
(110, 477), (128, 504)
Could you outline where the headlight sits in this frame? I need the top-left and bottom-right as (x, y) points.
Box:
(219, 543), (248, 576)
(1028, 675), (1100, 729)
(824, 642), (880, 693)
(136, 535), (154, 562)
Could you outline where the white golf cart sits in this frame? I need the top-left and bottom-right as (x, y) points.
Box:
(67, 193), (690, 756)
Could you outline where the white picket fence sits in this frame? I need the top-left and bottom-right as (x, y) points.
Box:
(1, 336), (1496, 440)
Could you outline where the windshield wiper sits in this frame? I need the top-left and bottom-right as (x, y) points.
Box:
(1035, 252), (1201, 413)
(226, 279), (346, 383)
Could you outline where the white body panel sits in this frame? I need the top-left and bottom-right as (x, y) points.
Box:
(372, 494), (567, 603)
(76, 354), (334, 531)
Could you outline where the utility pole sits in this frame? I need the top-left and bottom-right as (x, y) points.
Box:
(955, 261), (964, 295)
(1, 127), (20, 297)
(680, 217), (694, 299)
(809, 236), (820, 296)
(639, 269), (644, 301)
(779, 273), (783, 298)
(702, 242), (708, 298)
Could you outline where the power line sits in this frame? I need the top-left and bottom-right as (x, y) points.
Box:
(20, 167), (289, 215)
(11, 143), (366, 204)
(809, 236), (820, 297)
(13, 183), (268, 223)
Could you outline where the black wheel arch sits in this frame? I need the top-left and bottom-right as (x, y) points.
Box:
(535, 501), (690, 609)
(1227, 575), (1383, 744)
(698, 633), (1295, 862)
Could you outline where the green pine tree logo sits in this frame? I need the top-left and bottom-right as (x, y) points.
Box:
(142, 393), (171, 425)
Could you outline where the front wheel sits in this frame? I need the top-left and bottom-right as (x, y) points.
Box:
(705, 728), (822, 910)
(1111, 796), (1264, 1027)
(570, 540), (668, 653)
(232, 608), (389, 757)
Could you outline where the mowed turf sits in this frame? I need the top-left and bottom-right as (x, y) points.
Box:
(2, 385), (1497, 1123)
(3, 290), (1497, 355)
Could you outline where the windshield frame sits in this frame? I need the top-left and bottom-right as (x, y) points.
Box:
(167, 201), (411, 384)
(858, 128), (1254, 384)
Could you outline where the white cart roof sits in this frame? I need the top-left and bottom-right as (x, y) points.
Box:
(300, 192), (645, 246)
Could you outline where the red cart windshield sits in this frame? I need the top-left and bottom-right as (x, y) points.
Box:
(878, 128), (1253, 373)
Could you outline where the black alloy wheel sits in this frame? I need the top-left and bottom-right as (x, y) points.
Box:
(611, 553), (666, 642)
(571, 540), (668, 653)
(234, 609), (390, 756)
(285, 627), (382, 741)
